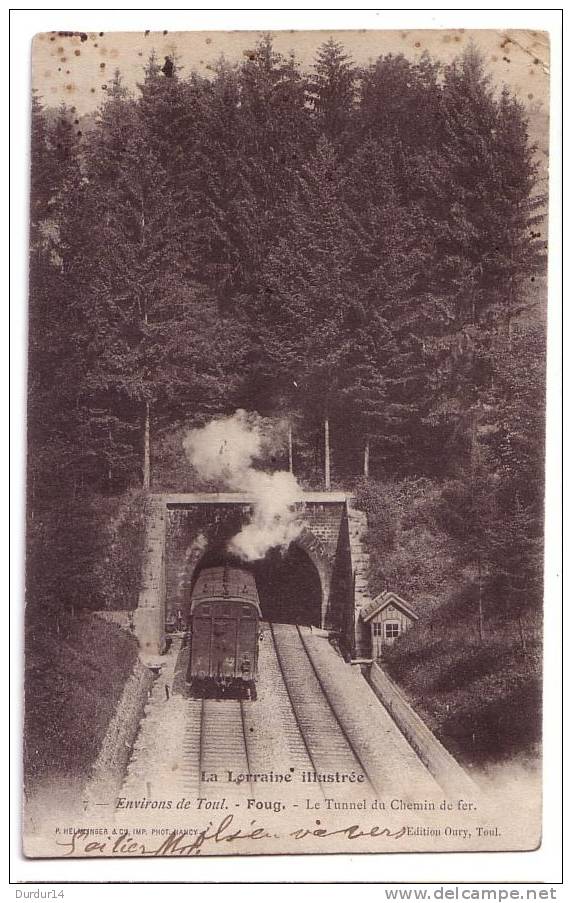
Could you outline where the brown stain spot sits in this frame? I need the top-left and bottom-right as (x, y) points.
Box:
(534, 58), (539, 65)
(99, 32), (104, 37)
(491, 54), (498, 62)
(138, 51), (143, 57)
(65, 84), (74, 93)
(74, 49), (81, 56)
(414, 41), (421, 48)
(60, 57), (67, 63)
(454, 35), (461, 42)
(100, 62), (106, 69)
(57, 46), (64, 53)
(91, 87), (96, 93)
(205, 37), (212, 44)
(528, 93), (534, 100)
(163, 30), (168, 35)
(145, 30), (150, 37)
(94, 43), (98, 48)
(50, 36), (55, 42)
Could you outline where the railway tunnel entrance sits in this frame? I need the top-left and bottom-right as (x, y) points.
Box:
(192, 544), (322, 627)
(254, 545), (322, 627)
(136, 492), (358, 657)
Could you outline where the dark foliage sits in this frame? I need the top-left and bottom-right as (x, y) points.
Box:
(24, 615), (139, 794)
(26, 38), (546, 770)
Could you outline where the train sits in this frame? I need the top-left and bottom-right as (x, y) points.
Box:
(188, 565), (262, 699)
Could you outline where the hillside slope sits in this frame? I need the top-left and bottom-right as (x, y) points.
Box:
(355, 476), (543, 768)
(24, 614), (139, 797)
(381, 601), (542, 769)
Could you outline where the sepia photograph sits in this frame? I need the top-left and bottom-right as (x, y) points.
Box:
(21, 21), (552, 864)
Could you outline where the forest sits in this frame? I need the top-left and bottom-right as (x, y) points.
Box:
(26, 36), (546, 783)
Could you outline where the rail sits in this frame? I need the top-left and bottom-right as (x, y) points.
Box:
(270, 622), (376, 797)
(268, 622), (326, 799)
(295, 625), (380, 796)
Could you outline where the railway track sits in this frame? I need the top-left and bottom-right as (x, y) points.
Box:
(199, 698), (253, 797)
(176, 623), (375, 804)
(269, 622), (378, 796)
(256, 621), (320, 780)
(178, 696), (254, 799)
(119, 621), (437, 812)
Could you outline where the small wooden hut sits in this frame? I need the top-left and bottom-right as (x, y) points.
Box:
(360, 591), (419, 658)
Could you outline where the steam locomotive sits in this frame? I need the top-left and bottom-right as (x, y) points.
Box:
(188, 565), (261, 699)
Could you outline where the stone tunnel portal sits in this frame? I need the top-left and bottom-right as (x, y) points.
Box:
(144, 493), (356, 657)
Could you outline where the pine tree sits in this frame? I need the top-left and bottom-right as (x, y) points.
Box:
(357, 51), (443, 155)
(189, 59), (261, 299)
(137, 52), (210, 197)
(30, 94), (57, 248)
(411, 46), (545, 473)
(489, 87), (546, 343)
(253, 137), (373, 481)
(437, 460), (499, 641)
(485, 319), (545, 622)
(54, 76), (195, 488)
(310, 38), (356, 142)
(343, 136), (441, 473)
(28, 96), (87, 506)
(194, 36), (312, 305)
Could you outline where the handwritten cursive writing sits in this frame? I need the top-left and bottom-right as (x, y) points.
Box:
(55, 814), (408, 857)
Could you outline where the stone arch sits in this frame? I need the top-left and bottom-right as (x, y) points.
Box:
(172, 526), (332, 629)
(292, 527), (333, 628)
(139, 494), (356, 654)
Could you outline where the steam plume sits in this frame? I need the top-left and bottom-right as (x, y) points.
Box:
(183, 410), (303, 561)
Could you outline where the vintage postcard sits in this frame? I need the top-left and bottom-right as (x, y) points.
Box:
(24, 27), (549, 859)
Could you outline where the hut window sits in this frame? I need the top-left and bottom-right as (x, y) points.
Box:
(373, 622), (383, 636)
(385, 621), (400, 639)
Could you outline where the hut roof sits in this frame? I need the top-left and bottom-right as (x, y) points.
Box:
(360, 590), (419, 623)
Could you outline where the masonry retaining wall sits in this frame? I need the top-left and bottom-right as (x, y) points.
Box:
(85, 659), (155, 804)
(368, 662), (477, 798)
(134, 500), (168, 656)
